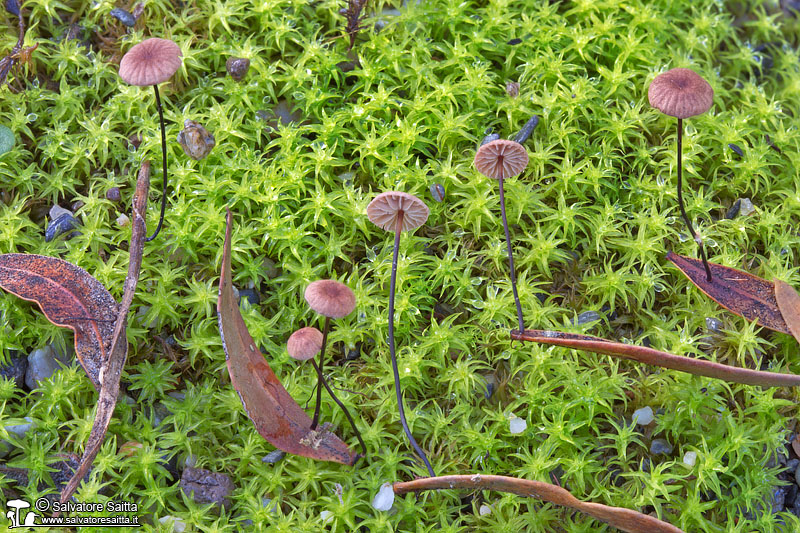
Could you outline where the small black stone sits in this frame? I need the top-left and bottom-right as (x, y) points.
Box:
(45, 213), (80, 242)
(109, 7), (136, 27)
(238, 288), (260, 307)
(0, 350), (27, 389)
(507, 38), (522, 45)
(728, 143), (744, 157)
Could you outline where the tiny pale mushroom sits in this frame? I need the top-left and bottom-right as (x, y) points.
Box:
(367, 191), (435, 476)
(648, 67), (714, 281)
(119, 38), (183, 242)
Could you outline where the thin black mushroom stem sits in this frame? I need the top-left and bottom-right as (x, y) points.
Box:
(310, 315), (331, 430)
(676, 118), (713, 282)
(146, 84), (169, 242)
(389, 211), (435, 477)
(309, 359), (366, 457)
(497, 176), (524, 334)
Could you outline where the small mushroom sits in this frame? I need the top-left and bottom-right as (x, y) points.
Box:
(119, 38), (183, 241)
(474, 136), (531, 333)
(367, 191), (435, 477)
(304, 280), (356, 431)
(648, 67), (714, 281)
(287, 326), (366, 455)
(287, 327), (323, 361)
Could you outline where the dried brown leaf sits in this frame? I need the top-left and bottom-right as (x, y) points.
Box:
(0, 256), (117, 391)
(666, 252), (790, 334)
(511, 330), (800, 387)
(217, 208), (357, 465)
(393, 475), (684, 533)
(774, 280), (800, 344)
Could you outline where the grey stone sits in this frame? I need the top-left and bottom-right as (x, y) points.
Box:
(771, 486), (787, 512)
(262, 258), (279, 279)
(109, 7), (136, 26)
(0, 350), (27, 389)
(574, 311), (602, 326)
(0, 417), (35, 458)
(238, 288), (260, 307)
(650, 438), (673, 456)
(181, 467), (235, 509)
(261, 450), (286, 464)
(45, 212), (79, 242)
(25, 345), (61, 389)
(177, 120), (215, 160)
(705, 317), (723, 333)
(632, 406), (654, 426)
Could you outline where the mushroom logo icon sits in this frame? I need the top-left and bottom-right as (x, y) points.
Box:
(6, 499), (37, 528)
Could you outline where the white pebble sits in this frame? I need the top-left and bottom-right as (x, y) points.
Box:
(509, 416), (527, 434)
(116, 213), (130, 227)
(158, 516), (187, 533)
(371, 482), (395, 511)
(683, 451), (697, 467)
(320, 510), (333, 523)
(479, 504), (492, 516)
(632, 406), (654, 426)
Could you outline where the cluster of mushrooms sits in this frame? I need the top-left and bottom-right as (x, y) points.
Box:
(117, 36), (716, 475)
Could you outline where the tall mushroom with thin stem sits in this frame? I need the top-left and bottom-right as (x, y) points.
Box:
(648, 67), (714, 282)
(474, 135), (530, 334)
(304, 279), (356, 430)
(367, 191), (435, 477)
(119, 38), (182, 242)
(287, 327), (366, 456)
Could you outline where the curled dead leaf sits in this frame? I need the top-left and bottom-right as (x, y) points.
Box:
(217, 208), (357, 465)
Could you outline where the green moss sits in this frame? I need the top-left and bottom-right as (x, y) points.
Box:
(1, 0), (800, 530)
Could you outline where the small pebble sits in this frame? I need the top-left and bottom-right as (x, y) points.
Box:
(506, 81), (519, 98)
(728, 143), (744, 157)
(320, 510), (333, 523)
(109, 7), (136, 27)
(116, 213), (130, 228)
(158, 516), (187, 533)
(262, 258), (279, 279)
(4, 0), (20, 17)
(0, 417), (34, 458)
(0, 350), (27, 389)
(429, 183), (445, 203)
(632, 406), (654, 426)
(705, 317), (723, 333)
(180, 467), (235, 509)
(238, 288), (260, 306)
(650, 438), (673, 456)
(574, 310), (602, 326)
(106, 187), (121, 202)
(45, 206), (79, 242)
(509, 416), (527, 434)
(262, 450), (286, 464)
(25, 346), (61, 389)
(177, 119), (215, 160)
(507, 38), (522, 45)
(683, 451), (697, 467)
(372, 482), (395, 511)
(182, 453), (197, 469)
(794, 463), (800, 486)
(479, 504), (492, 516)
(479, 133), (501, 147)
(226, 57), (251, 81)
(738, 198), (756, 216)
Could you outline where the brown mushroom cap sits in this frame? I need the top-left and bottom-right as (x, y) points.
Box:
(648, 68), (713, 119)
(304, 280), (356, 319)
(119, 38), (183, 86)
(367, 191), (429, 232)
(473, 139), (529, 180)
(287, 327), (323, 361)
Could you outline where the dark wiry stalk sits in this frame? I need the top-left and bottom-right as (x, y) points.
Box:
(389, 212), (435, 477)
(310, 359), (366, 457)
(145, 84), (168, 242)
(676, 118), (712, 282)
(310, 316), (331, 430)
(498, 177), (525, 333)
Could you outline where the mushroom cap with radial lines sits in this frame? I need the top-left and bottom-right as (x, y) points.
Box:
(367, 191), (429, 232)
(473, 139), (529, 180)
(304, 280), (356, 319)
(287, 327), (323, 361)
(648, 68), (713, 119)
(119, 38), (182, 86)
